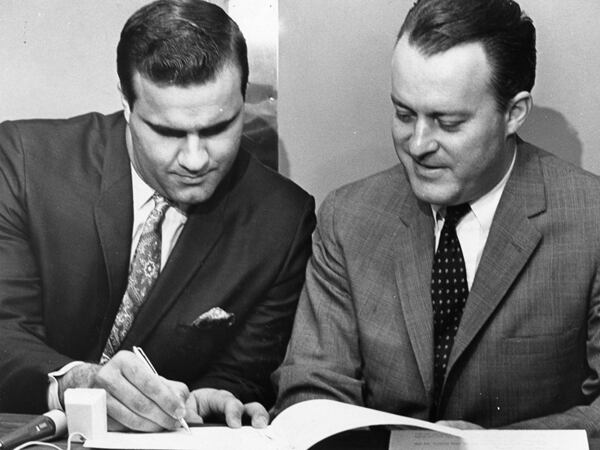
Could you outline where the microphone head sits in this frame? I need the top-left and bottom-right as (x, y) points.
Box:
(0, 409), (68, 449)
(43, 410), (67, 436)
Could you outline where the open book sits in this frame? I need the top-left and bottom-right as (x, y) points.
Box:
(84, 399), (589, 450)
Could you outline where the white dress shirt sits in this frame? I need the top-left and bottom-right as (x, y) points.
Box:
(432, 150), (516, 289)
(47, 166), (188, 409)
(129, 166), (188, 269)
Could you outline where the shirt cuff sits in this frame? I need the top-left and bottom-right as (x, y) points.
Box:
(47, 361), (86, 410)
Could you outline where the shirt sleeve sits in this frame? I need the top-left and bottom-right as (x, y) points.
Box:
(47, 361), (86, 410)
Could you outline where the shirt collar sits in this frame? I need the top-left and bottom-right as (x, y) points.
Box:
(130, 166), (188, 215)
(131, 165), (155, 212)
(469, 148), (516, 231)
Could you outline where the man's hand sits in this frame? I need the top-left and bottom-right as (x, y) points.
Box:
(185, 388), (269, 428)
(58, 350), (189, 432)
(436, 420), (484, 430)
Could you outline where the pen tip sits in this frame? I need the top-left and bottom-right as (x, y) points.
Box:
(180, 418), (192, 434)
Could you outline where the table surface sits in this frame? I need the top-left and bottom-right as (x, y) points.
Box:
(1, 413), (598, 450)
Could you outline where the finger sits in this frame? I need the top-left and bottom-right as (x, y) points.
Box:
(245, 402), (269, 428)
(222, 396), (244, 428)
(96, 359), (166, 431)
(191, 388), (242, 426)
(118, 352), (185, 427)
(161, 378), (191, 420)
(99, 352), (181, 430)
(191, 388), (219, 417)
(105, 393), (163, 432)
(184, 394), (204, 424)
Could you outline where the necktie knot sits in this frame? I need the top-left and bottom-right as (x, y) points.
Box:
(443, 203), (470, 227)
(148, 192), (170, 227)
(150, 192), (170, 220)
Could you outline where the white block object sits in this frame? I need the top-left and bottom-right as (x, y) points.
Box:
(64, 388), (108, 441)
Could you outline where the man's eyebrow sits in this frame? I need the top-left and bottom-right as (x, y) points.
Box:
(144, 121), (185, 135)
(390, 94), (411, 110)
(143, 107), (242, 135)
(197, 109), (241, 135)
(390, 94), (469, 118)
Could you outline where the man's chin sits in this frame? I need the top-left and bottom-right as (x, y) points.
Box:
(409, 182), (459, 206)
(169, 187), (216, 208)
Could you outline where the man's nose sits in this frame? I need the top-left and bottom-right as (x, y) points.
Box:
(178, 134), (210, 172)
(408, 119), (438, 157)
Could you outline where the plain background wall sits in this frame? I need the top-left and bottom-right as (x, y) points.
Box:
(2, 1), (600, 207)
(0, 1), (148, 119)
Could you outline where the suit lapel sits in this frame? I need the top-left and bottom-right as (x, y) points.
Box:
(120, 152), (248, 347)
(122, 200), (226, 346)
(93, 116), (133, 343)
(447, 142), (545, 377)
(394, 177), (436, 394)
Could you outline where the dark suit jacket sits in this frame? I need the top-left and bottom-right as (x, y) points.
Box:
(274, 139), (600, 436)
(0, 111), (315, 413)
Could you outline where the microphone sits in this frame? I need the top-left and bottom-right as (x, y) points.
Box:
(0, 410), (66, 450)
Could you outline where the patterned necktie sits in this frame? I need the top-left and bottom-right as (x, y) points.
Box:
(100, 193), (170, 363)
(431, 203), (470, 400)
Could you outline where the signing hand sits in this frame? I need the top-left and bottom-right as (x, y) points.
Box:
(185, 388), (269, 428)
(58, 350), (189, 432)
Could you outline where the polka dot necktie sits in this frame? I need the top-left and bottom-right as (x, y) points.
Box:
(431, 203), (470, 400)
(100, 193), (170, 364)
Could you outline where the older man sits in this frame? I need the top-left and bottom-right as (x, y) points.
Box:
(274, 0), (600, 436)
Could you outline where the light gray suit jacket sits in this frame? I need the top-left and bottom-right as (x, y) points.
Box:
(273, 139), (600, 436)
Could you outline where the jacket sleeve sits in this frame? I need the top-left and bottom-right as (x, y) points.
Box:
(0, 121), (73, 413)
(272, 191), (366, 415)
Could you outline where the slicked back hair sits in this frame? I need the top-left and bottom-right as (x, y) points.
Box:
(117, 0), (248, 106)
(397, 0), (536, 111)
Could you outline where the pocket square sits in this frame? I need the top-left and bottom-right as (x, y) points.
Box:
(191, 307), (235, 328)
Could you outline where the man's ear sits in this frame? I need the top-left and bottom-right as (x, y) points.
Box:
(118, 83), (132, 122)
(505, 91), (532, 135)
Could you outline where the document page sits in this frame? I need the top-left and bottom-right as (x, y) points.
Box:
(84, 400), (588, 450)
(85, 399), (462, 450)
(266, 399), (462, 449)
(390, 429), (589, 450)
(85, 426), (278, 450)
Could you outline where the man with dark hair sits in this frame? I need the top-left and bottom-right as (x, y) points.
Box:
(274, 0), (600, 435)
(117, 0), (250, 104)
(0, 0), (315, 432)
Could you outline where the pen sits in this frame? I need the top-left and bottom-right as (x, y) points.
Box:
(132, 346), (192, 434)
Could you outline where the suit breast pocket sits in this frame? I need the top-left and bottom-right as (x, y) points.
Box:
(175, 322), (234, 355)
(498, 327), (585, 400)
(502, 327), (581, 361)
